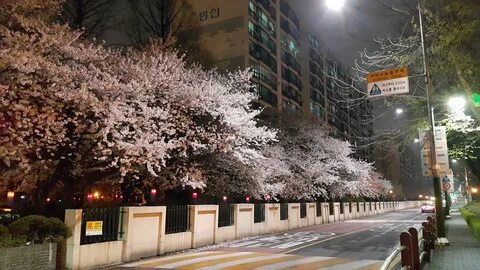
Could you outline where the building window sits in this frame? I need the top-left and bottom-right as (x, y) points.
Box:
(249, 1), (256, 13)
(310, 102), (324, 118)
(248, 21), (255, 35)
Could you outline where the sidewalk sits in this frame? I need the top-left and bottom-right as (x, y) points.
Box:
(424, 207), (480, 270)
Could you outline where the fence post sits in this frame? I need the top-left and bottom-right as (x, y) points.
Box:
(64, 209), (83, 270)
(421, 223), (431, 262)
(400, 232), (414, 270)
(408, 228), (420, 270)
(56, 240), (66, 270)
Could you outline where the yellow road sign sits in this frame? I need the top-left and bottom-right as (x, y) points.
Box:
(367, 68), (409, 98)
(367, 68), (408, 83)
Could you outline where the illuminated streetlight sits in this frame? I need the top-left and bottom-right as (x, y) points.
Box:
(389, 190), (394, 194)
(414, 138), (420, 143)
(448, 96), (466, 113)
(7, 191), (15, 200)
(472, 187), (478, 194)
(396, 108), (404, 115)
(325, 0), (345, 11)
(419, 194), (423, 198)
(452, 159), (458, 163)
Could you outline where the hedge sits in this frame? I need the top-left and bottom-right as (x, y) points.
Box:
(460, 207), (480, 241)
(0, 215), (71, 248)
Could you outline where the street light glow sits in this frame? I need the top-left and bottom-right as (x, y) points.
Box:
(325, 0), (345, 11)
(414, 138), (420, 143)
(472, 187), (478, 194)
(452, 159), (458, 163)
(448, 96), (466, 112)
(396, 108), (404, 115)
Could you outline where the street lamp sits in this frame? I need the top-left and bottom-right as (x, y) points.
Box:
(396, 108), (404, 115)
(452, 159), (458, 163)
(325, 0), (345, 11)
(448, 96), (466, 113)
(323, 0), (449, 242)
(414, 138), (420, 143)
(472, 187), (478, 194)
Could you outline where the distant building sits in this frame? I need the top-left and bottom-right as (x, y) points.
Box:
(186, 0), (373, 160)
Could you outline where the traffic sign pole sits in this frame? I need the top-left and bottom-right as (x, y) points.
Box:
(419, 2), (447, 244)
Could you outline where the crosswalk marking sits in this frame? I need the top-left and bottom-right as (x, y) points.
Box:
(254, 256), (331, 270)
(121, 251), (383, 270)
(158, 252), (253, 268)
(178, 253), (270, 270)
(122, 252), (222, 267)
(284, 258), (353, 270)
(221, 255), (297, 270)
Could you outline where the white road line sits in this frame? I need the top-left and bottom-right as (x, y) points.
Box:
(253, 256), (332, 270)
(230, 240), (260, 247)
(121, 251), (220, 267)
(196, 254), (292, 270)
(156, 252), (253, 269)
(345, 219), (426, 223)
(316, 259), (382, 270)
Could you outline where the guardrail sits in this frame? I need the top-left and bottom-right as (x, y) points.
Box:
(380, 216), (437, 270)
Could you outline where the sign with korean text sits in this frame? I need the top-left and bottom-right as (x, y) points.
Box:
(367, 68), (409, 98)
(419, 127), (450, 177)
(85, 221), (103, 236)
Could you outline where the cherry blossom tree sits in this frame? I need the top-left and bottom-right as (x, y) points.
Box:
(260, 113), (392, 200)
(0, 0), (275, 198)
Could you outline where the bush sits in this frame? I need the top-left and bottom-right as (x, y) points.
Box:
(460, 208), (475, 223)
(8, 215), (71, 244)
(0, 224), (25, 248)
(472, 220), (480, 240)
(465, 202), (480, 215)
(460, 207), (480, 241)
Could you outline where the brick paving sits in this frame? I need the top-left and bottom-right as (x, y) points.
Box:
(424, 207), (480, 270)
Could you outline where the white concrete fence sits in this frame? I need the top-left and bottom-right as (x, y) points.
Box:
(64, 201), (422, 269)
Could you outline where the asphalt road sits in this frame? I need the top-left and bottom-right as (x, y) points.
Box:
(115, 208), (429, 270)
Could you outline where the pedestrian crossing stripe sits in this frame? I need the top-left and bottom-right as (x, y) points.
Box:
(369, 84), (382, 96)
(121, 251), (383, 269)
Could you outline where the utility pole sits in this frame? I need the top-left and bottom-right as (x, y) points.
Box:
(418, 2), (448, 244)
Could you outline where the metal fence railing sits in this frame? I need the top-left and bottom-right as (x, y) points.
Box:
(254, 204), (265, 223)
(340, 203), (344, 214)
(300, 203), (307, 218)
(316, 202), (322, 217)
(280, 203), (288, 220)
(349, 202), (353, 213)
(218, 204), (234, 227)
(165, 205), (190, 234)
(80, 207), (123, 245)
(329, 202), (334, 215)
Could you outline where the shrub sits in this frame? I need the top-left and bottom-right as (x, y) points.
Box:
(0, 224), (25, 248)
(472, 220), (480, 240)
(460, 208), (475, 224)
(465, 202), (480, 215)
(8, 215), (71, 244)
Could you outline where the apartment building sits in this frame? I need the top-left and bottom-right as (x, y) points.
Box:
(187, 0), (373, 159)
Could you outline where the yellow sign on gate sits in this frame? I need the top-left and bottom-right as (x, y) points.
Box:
(85, 221), (103, 236)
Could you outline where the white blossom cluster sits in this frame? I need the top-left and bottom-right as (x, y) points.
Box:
(0, 0), (392, 200)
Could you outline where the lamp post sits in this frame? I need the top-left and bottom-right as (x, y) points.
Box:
(325, 0), (448, 243)
(452, 159), (471, 204)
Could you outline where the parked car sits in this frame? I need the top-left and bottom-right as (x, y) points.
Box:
(421, 202), (435, 213)
(0, 207), (21, 225)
